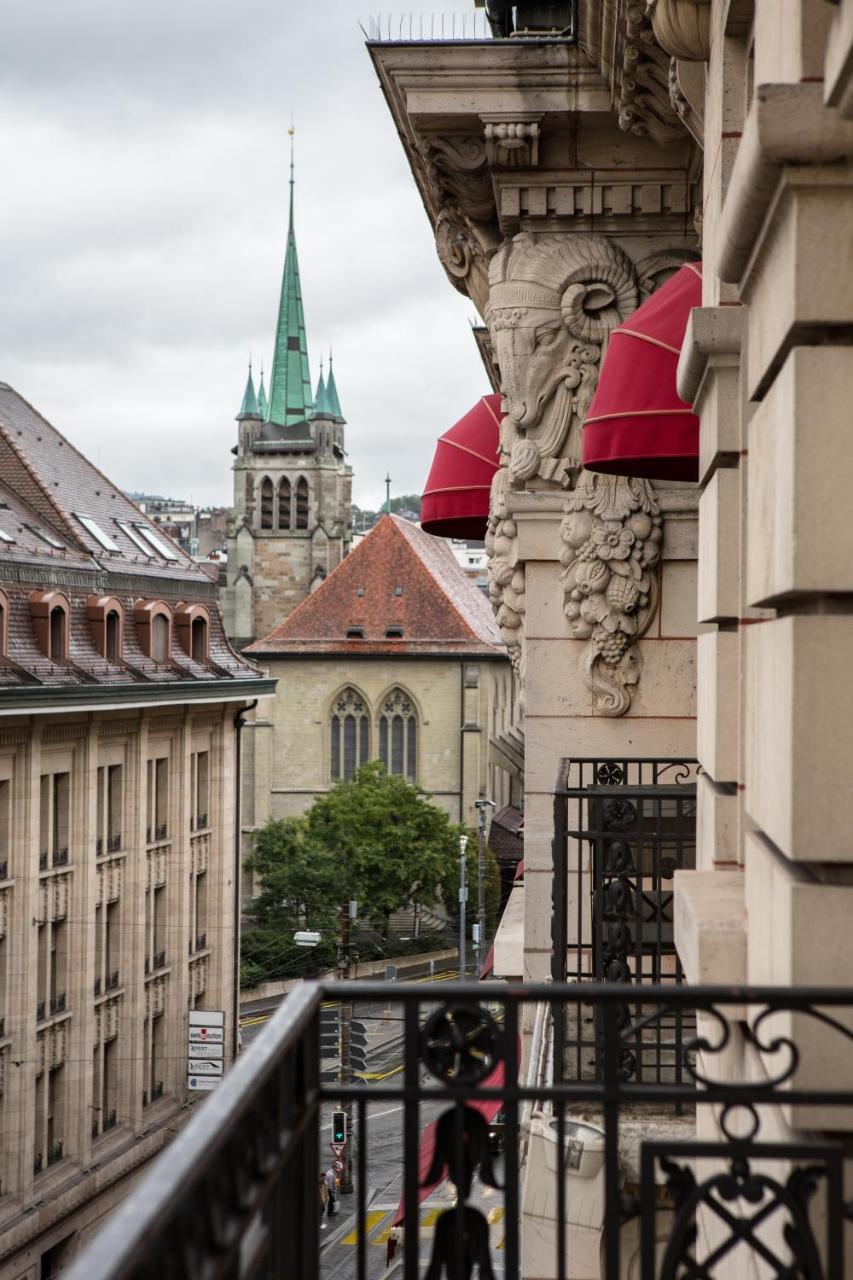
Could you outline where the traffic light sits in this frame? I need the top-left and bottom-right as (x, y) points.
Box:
(331, 1110), (347, 1144)
(319, 1006), (340, 1060)
(349, 1019), (368, 1074)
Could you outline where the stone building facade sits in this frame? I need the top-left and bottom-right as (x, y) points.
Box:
(0, 384), (273, 1279)
(220, 170), (352, 647)
(242, 514), (516, 895)
(372, 0), (853, 1273)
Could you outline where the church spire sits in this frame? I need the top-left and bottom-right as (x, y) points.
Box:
(310, 356), (330, 418)
(266, 129), (312, 426)
(237, 360), (260, 420)
(257, 362), (268, 420)
(326, 349), (345, 422)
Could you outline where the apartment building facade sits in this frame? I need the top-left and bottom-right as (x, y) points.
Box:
(0, 383), (273, 1279)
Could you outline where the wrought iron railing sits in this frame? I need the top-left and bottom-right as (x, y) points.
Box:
(53, 846), (69, 867)
(553, 757), (697, 1084)
(65, 980), (853, 1280)
(0, 859), (7, 881)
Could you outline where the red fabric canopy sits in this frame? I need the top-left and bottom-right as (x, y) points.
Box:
(421, 394), (502, 539)
(582, 262), (702, 482)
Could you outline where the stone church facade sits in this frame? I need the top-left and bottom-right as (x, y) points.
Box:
(220, 167), (352, 648)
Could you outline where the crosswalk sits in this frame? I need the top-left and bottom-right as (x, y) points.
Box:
(331, 1198), (507, 1272)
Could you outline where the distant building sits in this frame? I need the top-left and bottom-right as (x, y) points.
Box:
(220, 165), (352, 647)
(242, 515), (519, 895)
(125, 495), (228, 563)
(0, 383), (273, 1277)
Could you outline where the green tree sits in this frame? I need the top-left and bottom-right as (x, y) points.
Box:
(244, 763), (464, 974)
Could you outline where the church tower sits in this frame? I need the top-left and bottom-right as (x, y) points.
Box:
(222, 150), (353, 647)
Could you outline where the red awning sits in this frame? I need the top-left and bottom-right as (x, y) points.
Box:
(421, 394), (502, 539)
(582, 262), (702, 482)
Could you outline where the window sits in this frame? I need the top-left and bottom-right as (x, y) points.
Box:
(24, 523), (64, 550)
(346, 626), (365, 639)
(379, 688), (418, 782)
(260, 478), (273, 530)
(152, 614), (169, 663)
(133, 525), (179, 561)
(87, 595), (123, 662)
(0, 529), (15, 544)
(191, 750), (209, 830)
(29, 591), (70, 661)
(191, 617), (207, 662)
(134, 600), (172, 663)
(278, 478), (291, 529)
(116, 521), (154, 557)
(173, 603), (209, 665)
(0, 589), (7, 657)
(74, 514), (120, 552)
(385, 626), (404, 639)
(146, 756), (169, 842)
(330, 688), (370, 782)
(295, 477), (309, 529)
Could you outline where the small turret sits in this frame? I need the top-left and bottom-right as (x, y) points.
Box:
(326, 350), (345, 423)
(237, 362), (260, 420)
(257, 364), (268, 420)
(310, 358), (332, 419)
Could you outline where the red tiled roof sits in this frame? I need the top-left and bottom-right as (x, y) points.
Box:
(246, 515), (504, 657)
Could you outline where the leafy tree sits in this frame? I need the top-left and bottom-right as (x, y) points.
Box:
(245, 762), (463, 949)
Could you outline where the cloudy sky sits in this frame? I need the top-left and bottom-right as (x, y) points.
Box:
(1, 2), (489, 511)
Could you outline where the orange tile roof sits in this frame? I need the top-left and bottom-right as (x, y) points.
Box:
(246, 515), (504, 657)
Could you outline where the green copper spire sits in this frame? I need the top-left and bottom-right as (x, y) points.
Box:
(310, 357), (331, 418)
(326, 349), (345, 422)
(257, 363), (268, 420)
(267, 131), (312, 426)
(237, 361), (260, 419)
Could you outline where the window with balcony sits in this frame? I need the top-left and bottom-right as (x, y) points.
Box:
(191, 750), (209, 830)
(40, 769), (69, 868)
(146, 756), (169, 842)
(378, 688), (417, 782)
(329, 688), (370, 782)
(0, 778), (9, 880)
(97, 763), (123, 854)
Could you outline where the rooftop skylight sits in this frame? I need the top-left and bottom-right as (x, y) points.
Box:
(134, 524), (179, 561)
(116, 521), (154, 557)
(75, 513), (120, 552)
(24, 523), (64, 550)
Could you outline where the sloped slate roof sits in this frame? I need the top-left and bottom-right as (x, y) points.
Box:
(247, 515), (504, 657)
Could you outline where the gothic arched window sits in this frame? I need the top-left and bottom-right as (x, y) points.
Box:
(295, 477), (309, 530)
(278, 478), (291, 529)
(260, 477), (273, 530)
(378, 688), (417, 783)
(330, 688), (370, 782)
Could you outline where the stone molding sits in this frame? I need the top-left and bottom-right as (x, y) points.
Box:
(482, 113), (542, 169)
(676, 305), (744, 403)
(618, 3), (684, 145)
(647, 0), (711, 62)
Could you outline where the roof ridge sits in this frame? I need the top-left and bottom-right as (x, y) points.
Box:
(389, 516), (496, 645)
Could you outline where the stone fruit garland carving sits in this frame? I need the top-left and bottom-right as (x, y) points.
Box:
(485, 467), (525, 686)
(560, 474), (662, 716)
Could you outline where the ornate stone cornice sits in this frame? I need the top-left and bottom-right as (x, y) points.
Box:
(648, 0), (712, 62)
(618, 3), (684, 145)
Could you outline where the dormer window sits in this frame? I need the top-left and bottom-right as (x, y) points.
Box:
(385, 626), (404, 639)
(29, 591), (70, 661)
(0, 590), (7, 658)
(173, 603), (210, 665)
(87, 596), (124, 663)
(134, 600), (172, 664)
(346, 626), (365, 639)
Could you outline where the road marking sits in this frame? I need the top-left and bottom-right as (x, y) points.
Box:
(341, 1210), (386, 1245)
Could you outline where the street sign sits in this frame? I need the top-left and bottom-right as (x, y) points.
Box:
(187, 1010), (225, 1097)
(333, 1159), (344, 1172)
(385, 964), (397, 981)
(188, 1075), (218, 1092)
(189, 1042), (225, 1060)
(187, 1059), (223, 1076)
(330, 1142), (345, 1158)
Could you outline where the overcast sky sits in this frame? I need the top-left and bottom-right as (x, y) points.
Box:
(1, 2), (489, 511)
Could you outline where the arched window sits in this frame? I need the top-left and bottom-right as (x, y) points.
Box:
(278, 478), (291, 529)
(106, 611), (121, 663)
(330, 688), (370, 782)
(151, 614), (169, 664)
(244, 472), (254, 519)
(378, 688), (417, 782)
(260, 477), (273, 530)
(191, 616), (208, 663)
(295, 477), (309, 530)
(29, 591), (70, 662)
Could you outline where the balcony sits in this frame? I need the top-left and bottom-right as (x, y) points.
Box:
(36, 1000), (45, 1023)
(49, 992), (66, 1016)
(39, 851), (48, 872)
(0, 859), (7, 881)
(107, 833), (122, 853)
(65, 979), (853, 1280)
(106, 970), (120, 991)
(53, 846), (69, 867)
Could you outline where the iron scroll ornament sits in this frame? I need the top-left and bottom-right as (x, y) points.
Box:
(420, 1002), (504, 1085)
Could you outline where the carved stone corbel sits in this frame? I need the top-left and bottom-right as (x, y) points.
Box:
(619, 3), (684, 145)
(481, 114), (542, 169)
(668, 57), (706, 148)
(435, 205), (494, 315)
(647, 0), (711, 62)
(420, 134), (495, 222)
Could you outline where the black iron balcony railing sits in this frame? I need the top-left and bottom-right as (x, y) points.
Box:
(0, 1016), (5, 1038)
(108, 833), (122, 852)
(39, 851), (48, 871)
(153, 949), (166, 970)
(553, 757), (697, 1084)
(146, 824), (168, 845)
(49, 992), (66, 1015)
(93, 977), (102, 997)
(47, 1140), (64, 1167)
(104, 1109), (118, 1132)
(151, 1080), (164, 1101)
(53, 846), (69, 867)
(195, 932), (207, 952)
(0, 859), (7, 881)
(36, 1000), (45, 1023)
(106, 970), (120, 991)
(96, 837), (104, 856)
(65, 979), (853, 1280)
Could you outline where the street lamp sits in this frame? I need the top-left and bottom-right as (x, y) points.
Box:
(458, 834), (469, 980)
(475, 799), (496, 964)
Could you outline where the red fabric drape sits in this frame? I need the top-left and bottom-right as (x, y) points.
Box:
(582, 262), (702, 482)
(421, 394), (501, 539)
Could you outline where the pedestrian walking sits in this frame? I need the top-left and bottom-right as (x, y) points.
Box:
(319, 1176), (328, 1230)
(324, 1166), (337, 1219)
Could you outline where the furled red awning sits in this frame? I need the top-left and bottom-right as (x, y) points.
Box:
(582, 262), (702, 482)
(421, 394), (501, 539)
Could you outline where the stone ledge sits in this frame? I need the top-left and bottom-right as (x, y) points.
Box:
(676, 305), (744, 404)
(673, 868), (747, 986)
